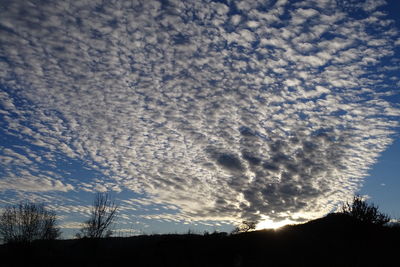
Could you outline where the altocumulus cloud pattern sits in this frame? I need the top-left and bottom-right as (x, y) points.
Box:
(0, 0), (399, 228)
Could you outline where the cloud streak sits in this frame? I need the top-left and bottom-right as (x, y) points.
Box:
(0, 0), (399, 225)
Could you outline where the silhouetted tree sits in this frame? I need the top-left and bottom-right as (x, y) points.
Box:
(341, 195), (390, 226)
(0, 202), (61, 243)
(231, 220), (257, 234)
(78, 192), (118, 238)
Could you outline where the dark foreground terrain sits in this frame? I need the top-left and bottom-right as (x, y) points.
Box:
(1, 213), (399, 267)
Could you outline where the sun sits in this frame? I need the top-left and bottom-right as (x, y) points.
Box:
(256, 218), (294, 230)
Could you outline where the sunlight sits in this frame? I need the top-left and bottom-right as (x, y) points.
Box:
(256, 218), (295, 230)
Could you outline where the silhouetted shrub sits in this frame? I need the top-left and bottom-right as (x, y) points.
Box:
(0, 202), (60, 243)
(77, 192), (118, 238)
(341, 195), (390, 226)
(231, 220), (256, 234)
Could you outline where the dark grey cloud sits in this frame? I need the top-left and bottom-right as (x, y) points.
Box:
(242, 151), (262, 166)
(217, 154), (244, 172)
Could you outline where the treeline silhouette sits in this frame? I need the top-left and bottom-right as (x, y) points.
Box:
(0, 193), (117, 243)
(1, 195), (399, 266)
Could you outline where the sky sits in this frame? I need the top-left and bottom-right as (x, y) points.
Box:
(0, 0), (399, 238)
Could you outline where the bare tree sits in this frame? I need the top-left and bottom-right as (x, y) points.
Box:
(0, 202), (61, 243)
(341, 195), (390, 226)
(78, 192), (118, 238)
(231, 220), (257, 234)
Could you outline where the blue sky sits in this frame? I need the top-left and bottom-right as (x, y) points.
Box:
(356, 0), (400, 220)
(359, 138), (400, 219)
(0, 0), (399, 237)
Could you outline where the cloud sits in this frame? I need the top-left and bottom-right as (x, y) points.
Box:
(0, 174), (74, 193)
(0, 0), (399, 226)
(362, 0), (386, 12)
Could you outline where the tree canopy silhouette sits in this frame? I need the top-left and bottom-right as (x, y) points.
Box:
(0, 202), (60, 243)
(341, 195), (390, 226)
(231, 220), (257, 234)
(78, 192), (118, 238)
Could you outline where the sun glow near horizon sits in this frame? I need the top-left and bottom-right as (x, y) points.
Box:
(256, 218), (295, 230)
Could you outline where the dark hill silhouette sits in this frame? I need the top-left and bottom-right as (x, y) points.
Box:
(1, 214), (399, 267)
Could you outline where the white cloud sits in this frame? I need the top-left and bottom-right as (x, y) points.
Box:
(58, 221), (83, 229)
(247, 21), (259, 28)
(230, 15), (242, 26)
(362, 0), (386, 12)
(284, 79), (301, 87)
(0, 174), (74, 193)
